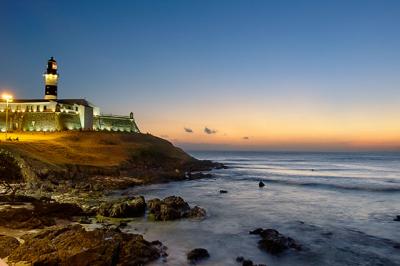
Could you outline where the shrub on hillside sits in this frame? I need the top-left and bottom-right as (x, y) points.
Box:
(0, 150), (23, 197)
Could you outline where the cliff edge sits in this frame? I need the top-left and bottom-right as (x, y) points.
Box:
(0, 132), (220, 188)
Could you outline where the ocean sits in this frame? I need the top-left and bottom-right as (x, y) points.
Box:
(122, 151), (400, 265)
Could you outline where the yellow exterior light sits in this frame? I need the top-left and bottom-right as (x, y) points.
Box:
(2, 93), (13, 140)
(2, 94), (13, 102)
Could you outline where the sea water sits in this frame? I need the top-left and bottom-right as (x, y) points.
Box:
(122, 151), (400, 265)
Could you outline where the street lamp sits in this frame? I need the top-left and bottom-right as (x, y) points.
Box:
(2, 94), (13, 140)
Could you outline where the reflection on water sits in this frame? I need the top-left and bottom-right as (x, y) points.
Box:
(120, 151), (400, 265)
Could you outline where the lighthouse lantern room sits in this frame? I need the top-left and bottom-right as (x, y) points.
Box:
(44, 56), (59, 100)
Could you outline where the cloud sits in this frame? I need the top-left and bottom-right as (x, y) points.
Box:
(243, 136), (249, 140)
(184, 127), (193, 133)
(204, 127), (217, 134)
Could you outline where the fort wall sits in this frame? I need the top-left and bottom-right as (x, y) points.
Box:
(0, 111), (139, 133)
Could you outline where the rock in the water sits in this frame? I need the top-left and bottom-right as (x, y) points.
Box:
(188, 172), (213, 180)
(187, 206), (207, 218)
(236, 256), (244, 262)
(187, 248), (210, 262)
(220, 190), (228, 193)
(250, 228), (301, 255)
(242, 260), (254, 266)
(394, 215), (400, 221)
(259, 181), (265, 188)
(98, 196), (146, 218)
(7, 224), (163, 265)
(0, 235), (20, 258)
(148, 196), (206, 221)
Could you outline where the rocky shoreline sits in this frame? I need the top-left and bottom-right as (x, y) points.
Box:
(0, 133), (302, 265)
(0, 184), (304, 266)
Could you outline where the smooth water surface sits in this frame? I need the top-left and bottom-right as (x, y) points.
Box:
(120, 151), (400, 265)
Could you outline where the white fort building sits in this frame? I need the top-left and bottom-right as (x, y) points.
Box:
(0, 57), (140, 133)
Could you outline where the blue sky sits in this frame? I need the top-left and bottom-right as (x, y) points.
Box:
(1, 0), (400, 150)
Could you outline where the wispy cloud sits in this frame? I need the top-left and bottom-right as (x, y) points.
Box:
(204, 127), (217, 134)
(184, 127), (193, 133)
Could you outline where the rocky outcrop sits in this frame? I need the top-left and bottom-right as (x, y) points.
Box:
(394, 215), (400, 221)
(0, 197), (84, 230)
(98, 196), (146, 218)
(250, 228), (301, 255)
(187, 248), (210, 263)
(7, 224), (164, 266)
(236, 256), (267, 266)
(147, 196), (206, 221)
(0, 235), (20, 258)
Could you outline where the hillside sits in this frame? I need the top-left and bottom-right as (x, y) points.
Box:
(0, 131), (217, 186)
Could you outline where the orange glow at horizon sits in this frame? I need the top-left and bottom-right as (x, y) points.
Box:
(138, 100), (400, 151)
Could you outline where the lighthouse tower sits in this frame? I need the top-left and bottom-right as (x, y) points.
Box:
(44, 57), (59, 100)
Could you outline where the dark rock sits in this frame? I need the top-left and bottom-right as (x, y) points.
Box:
(250, 228), (301, 255)
(78, 216), (91, 224)
(242, 259), (254, 266)
(148, 196), (206, 221)
(187, 206), (207, 218)
(188, 172), (213, 180)
(394, 244), (400, 249)
(7, 224), (163, 265)
(250, 228), (264, 235)
(236, 256), (244, 262)
(394, 215), (400, 221)
(187, 248), (210, 262)
(163, 196), (190, 211)
(0, 235), (20, 258)
(151, 240), (162, 246)
(0, 201), (84, 230)
(259, 181), (265, 188)
(118, 221), (128, 228)
(220, 190), (228, 193)
(98, 196), (146, 218)
(159, 204), (181, 220)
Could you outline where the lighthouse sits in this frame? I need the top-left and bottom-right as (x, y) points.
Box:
(44, 57), (59, 100)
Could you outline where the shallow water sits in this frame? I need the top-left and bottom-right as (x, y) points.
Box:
(120, 151), (400, 265)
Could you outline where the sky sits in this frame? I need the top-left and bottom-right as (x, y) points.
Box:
(0, 0), (400, 151)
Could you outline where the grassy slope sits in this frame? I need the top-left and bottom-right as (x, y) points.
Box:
(0, 132), (196, 176)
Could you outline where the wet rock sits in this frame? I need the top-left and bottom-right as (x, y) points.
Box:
(236, 256), (244, 262)
(394, 215), (400, 221)
(259, 181), (265, 188)
(7, 224), (163, 266)
(78, 216), (91, 224)
(148, 196), (206, 221)
(188, 172), (213, 180)
(242, 260), (254, 266)
(0, 235), (20, 258)
(250, 228), (301, 255)
(187, 248), (210, 263)
(98, 196), (146, 218)
(0, 201), (84, 230)
(118, 221), (128, 228)
(220, 190), (228, 193)
(236, 256), (266, 266)
(187, 206), (207, 218)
